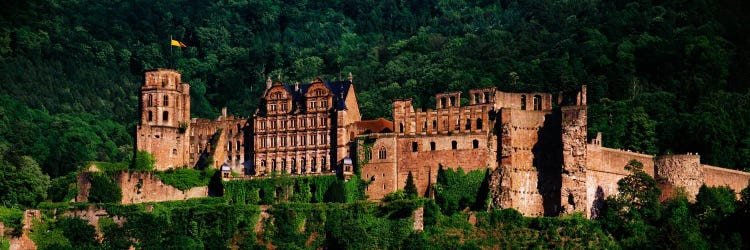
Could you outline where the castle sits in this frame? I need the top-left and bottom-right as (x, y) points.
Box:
(137, 69), (750, 217)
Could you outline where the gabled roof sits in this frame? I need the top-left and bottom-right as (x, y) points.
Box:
(355, 118), (394, 134)
(278, 79), (353, 111)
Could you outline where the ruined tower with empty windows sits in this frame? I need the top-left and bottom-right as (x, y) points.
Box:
(136, 69), (192, 170)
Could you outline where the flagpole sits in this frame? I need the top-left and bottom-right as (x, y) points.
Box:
(170, 35), (173, 69)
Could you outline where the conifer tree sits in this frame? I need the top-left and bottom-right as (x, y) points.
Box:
(405, 171), (417, 199)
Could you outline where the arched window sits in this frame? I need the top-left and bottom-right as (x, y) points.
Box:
(378, 147), (387, 159)
(430, 142), (436, 151)
(272, 159), (277, 172)
(399, 123), (404, 133)
(322, 156), (327, 172)
(301, 157), (307, 172)
(148, 111), (153, 121)
(291, 158), (297, 173)
(473, 139), (479, 149)
(452, 141), (457, 150)
(465, 119), (471, 130)
(533, 95), (542, 110)
(312, 157), (317, 172)
(163, 95), (169, 106)
(282, 159), (287, 172)
(476, 118), (483, 130)
(163, 111), (169, 121)
(521, 95), (527, 110)
(412, 142), (418, 152)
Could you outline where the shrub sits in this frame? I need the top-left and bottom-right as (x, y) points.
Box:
(87, 172), (122, 203)
(155, 168), (215, 191)
(133, 151), (155, 171)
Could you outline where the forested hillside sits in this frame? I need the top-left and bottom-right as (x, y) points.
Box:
(1, 0), (750, 181)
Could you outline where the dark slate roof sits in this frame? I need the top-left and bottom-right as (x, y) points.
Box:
(280, 80), (352, 111)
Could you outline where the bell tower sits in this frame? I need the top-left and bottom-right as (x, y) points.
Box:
(136, 69), (191, 170)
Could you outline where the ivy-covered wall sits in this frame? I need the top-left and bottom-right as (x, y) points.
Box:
(224, 175), (367, 205)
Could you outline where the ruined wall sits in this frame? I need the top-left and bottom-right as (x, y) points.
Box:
(360, 134), (399, 200)
(585, 146), (655, 217)
(654, 155), (703, 201)
(560, 106), (587, 215)
(396, 133), (491, 198)
(77, 171), (208, 204)
(702, 165), (750, 196)
(492, 108), (555, 216)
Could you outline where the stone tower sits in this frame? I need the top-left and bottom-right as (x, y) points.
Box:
(136, 69), (191, 170)
(560, 85), (588, 215)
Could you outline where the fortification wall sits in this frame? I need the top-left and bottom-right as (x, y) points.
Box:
(360, 135), (399, 200)
(396, 133), (491, 198)
(655, 155), (703, 201)
(703, 165), (750, 195)
(585, 146), (654, 217)
(77, 171), (208, 204)
(118, 171), (208, 204)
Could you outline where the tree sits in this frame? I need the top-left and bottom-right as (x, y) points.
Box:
(404, 171), (417, 199)
(133, 150), (155, 171)
(0, 143), (50, 207)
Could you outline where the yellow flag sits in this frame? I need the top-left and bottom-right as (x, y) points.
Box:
(171, 39), (187, 48)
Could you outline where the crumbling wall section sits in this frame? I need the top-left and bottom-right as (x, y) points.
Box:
(77, 171), (208, 204)
(560, 105), (587, 215)
(655, 155), (703, 201)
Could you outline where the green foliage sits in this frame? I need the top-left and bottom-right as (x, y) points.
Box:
(433, 166), (489, 215)
(55, 217), (98, 249)
(87, 172), (122, 203)
(91, 161), (128, 172)
(154, 168), (215, 191)
(0, 143), (50, 207)
(404, 171), (418, 199)
(29, 219), (72, 250)
(224, 175), (364, 205)
(47, 172), (78, 202)
(0, 207), (23, 237)
(133, 151), (155, 171)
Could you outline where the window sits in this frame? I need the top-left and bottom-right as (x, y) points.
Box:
(474, 93), (480, 104)
(378, 147), (387, 159)
(452, 141), (457, 150)
(148, 94), (153, 106)
(301, 157), (307, 172)
(163, 111), (169, 121)
(321, 100), (327, 108)
(292, 158), (297, 173)
(473, 139), (479, 149)
(272, 159), (277, 172)
(423, 122), (427, 131)
(261, 160), (266, 170)
(309, 101), (316, 109)
(412, 142), (418, 152)
(282, 159), (287, 172)
(163, 95), (169, 106)
(281, 137), (287, 147)
(228, 142), (233, 152)
(430, 142), (436, 151)
(440, 98), (447, 108)
(533, 95), (542, 110)
(270, 104), (276, 111)
(432, 120), (437, 129)
(521, 95), (527, 110)
(365, 150), (372, 160)
(271, 120), (276, 129)
(465, 119), (471, 130)
(312, 157), (317, 172)
(484, 92), (490, 103)
(237, 141), (241, 151)
(449, 96), (456, 107)
(148, 111), (153, 121)
(476, 118), (483, 130)
(322, 156), (327, 171)
(399, 123), (404, 133)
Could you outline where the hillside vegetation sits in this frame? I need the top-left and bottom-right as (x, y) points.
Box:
(1, 0), (750, 204)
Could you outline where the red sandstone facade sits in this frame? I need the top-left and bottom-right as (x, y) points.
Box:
(358, 85), (750, 217)
(136, 69), (750, 217)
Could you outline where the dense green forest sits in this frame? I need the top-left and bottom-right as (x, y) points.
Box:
(1, 0), (750, 206)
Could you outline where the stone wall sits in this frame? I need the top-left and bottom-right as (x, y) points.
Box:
(703, 165), (750, 196)
(655, 155), (703, 201)
(77, 171), (208, 204)
(560, 106), (587, 215)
